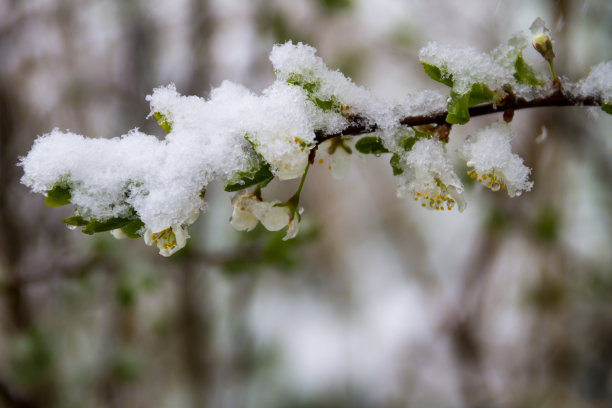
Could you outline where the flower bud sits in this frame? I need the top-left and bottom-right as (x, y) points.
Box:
(530, 18), (555, 61)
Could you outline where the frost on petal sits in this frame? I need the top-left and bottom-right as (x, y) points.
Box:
(462, 121), (533, 197)
(396, 139), (465, 211)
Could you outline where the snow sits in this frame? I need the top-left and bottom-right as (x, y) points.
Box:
(577, 61), (612, 103)
(419, 41), (513, 95)
(462, 121), (533, 197)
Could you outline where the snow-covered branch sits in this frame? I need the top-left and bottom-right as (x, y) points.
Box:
(18, 19), (611, 257)
(316, 88), (607, 143)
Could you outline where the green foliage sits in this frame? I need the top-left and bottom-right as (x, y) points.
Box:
(446, 83), (494, 125)
(421, 62), (454, 87)
(315, 0), (353, 13)
(44, 183), (71, 207)
(63, 214), (144, 237)
(484, 207), (509, 233)
(81, 217), (134, 235)
(446, 91), (470, 125)
(390, 154), (403, 176)
(121, 219), (145, 238)
(468, 83), (494, 106)
(62, 215), (89, 227)
(111, 348), (142, 382)
(355, 136), (389, 155)
(10, 330), (53, 387)
(154, 111), (173, 133)
(531, 206), (561, 244)
(355, 130), (432, 176)
(525, 273), (566, 311)
(286, 72), (342, 113)
(514, 54), (543, 86)
(602, 103), (612, 115)
(225, 161), (275, 192)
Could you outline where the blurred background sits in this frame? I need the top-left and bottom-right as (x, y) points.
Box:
(1, 0), (612, 407)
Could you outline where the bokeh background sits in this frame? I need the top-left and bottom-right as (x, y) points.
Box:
(1, 0), (612, 407)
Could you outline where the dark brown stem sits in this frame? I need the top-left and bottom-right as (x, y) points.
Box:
(315, 89), (605, 143)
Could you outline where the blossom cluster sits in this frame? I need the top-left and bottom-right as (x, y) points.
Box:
(18, 19), (610, 256)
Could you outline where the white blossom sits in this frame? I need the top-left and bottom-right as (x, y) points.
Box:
(143, 209), (200, 257)
(230, 192), (291, 232)
(257, 134), (310, 181)
(397, 139), (466, 211)
(143, 224), (189, 257)
(316, 139), (352, 180)
(230, 204), (259, 232)
(462, 121), (533, 197)
(230, 192), (303, 240)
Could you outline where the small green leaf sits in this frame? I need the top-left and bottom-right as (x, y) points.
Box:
(355, 136), (390, 155)
(225, 162), (275, 192)
(514, 54), (542, 87)
(287, 72), (320, 94)
(446, 83), (493, 125)
(468, 83), (494, 106)
(287, 72), (343, 113)
(121, 219), (145, 238)
(446, 91), (471, 125)
(422, 63), (453, 87)
(399, 132), (418, 152)
(312, 96), (340, 112)
(82, 217), (133, 235)
(390, 154), (404, 176)
(44, 183), (71, 207)
(154, 112), (173, 133)
(602, 103), (612, 115)
(62, 216), (88, 227)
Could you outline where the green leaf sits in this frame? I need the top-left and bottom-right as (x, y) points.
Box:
(44, 183), (71, 207)
(401, 137), (417, 150)
(513, 54), (542, 87)
(286, 72), (342, 113)
(390, 154), (404, 176)
(62, 216), (89, 227)
(355, 136), (390, 155)
(287, 72), (320, 94)
(82, 217), (134, 235)
(225, 162), (275, 192)
(446, 83), (494, 125)
(468, 83), (494, 106)
(154, 112), (173, 133)
(602, 103), (612, 115)
(446, 91), (471, 125)
(121, 219), (145, 238)
(312, 96), (340, 112)
(422, 62), (453, 87)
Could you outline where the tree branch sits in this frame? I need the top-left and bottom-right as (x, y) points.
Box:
(315, 89), (606, 143)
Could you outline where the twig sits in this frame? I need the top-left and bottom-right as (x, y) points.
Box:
(315, 89), (605, 143)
